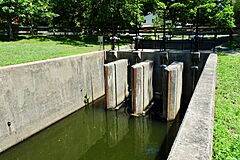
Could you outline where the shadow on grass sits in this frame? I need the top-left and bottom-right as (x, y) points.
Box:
(0, 34), (27, 41)
(222, 40), (240, 50)
(0, 34), (107, 47)
(0, 34), (132, 50)
(217, 52), (229, 56)
(38, 35), (100, 47)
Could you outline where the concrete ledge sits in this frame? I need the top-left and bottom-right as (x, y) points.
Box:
(0, 51), (105, 152)
(167, 54), (217, 160)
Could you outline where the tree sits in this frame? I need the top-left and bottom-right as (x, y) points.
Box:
(0, 0), (57, 38)
(233, 0), (240, 26)
(80, 0), (145, 32)
(20, 0), (57, 34)
(0, 0), (21, 39)
(151, 0), (166, 27)
(152, 0), (236, 28)
(1, 0), (237, 39)
(214, 4), (235, 27)
(51, 0), (86, 30)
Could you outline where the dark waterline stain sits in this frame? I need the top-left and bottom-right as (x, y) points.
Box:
(0, 97), (181, 160)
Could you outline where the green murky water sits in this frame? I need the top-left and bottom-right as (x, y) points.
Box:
(0, 97), (180, 160)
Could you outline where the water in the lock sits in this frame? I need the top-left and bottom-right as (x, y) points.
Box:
(0, 97), (181, 160)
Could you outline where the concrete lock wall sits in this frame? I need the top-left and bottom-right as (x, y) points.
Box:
(163, 62), (184, 121)
(104, 59), (128, 109)
(106, 50), (210, 112)
(132, 61), (153, 115)
(0, 51), (105, 153)
(167, 54), (217, 160)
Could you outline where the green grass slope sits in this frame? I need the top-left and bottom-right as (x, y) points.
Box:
(213, 54), (240, 160)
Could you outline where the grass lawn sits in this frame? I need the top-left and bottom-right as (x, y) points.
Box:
(213, 53), (240, 160)
(0, 35), (111, 66)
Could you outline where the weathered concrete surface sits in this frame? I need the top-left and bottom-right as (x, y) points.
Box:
(104, 62), (116, 109)
(0, 51), (105, 153)
(132, 61), (153, 115)
(105, 50), (210, 112)
(142, 61), (154, 110)
(168, 54), (217, 160)
(132, 64), (144, 114)
(104, 59), (128, 109)
(115, 60), (129, 105)
(163, 62), (184, 121)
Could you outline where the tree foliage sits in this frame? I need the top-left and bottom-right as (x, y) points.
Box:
(0, 0), (22, 38)
(233, 0), (240, 26)
(0, 0), (238, 38)
(165, 0), (235, 27)
(215, 4), (235, 27)
(21, 0), (57, 33)
(0, 0), (57, 37)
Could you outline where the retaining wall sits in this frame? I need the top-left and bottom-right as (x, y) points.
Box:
(167, 53), (217, 160)
(0, 51), (105, 152)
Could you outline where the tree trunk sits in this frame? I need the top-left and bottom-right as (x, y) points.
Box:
(7, 22), (14, 40)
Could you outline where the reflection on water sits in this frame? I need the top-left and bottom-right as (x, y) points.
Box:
(0, 97), (181, 160)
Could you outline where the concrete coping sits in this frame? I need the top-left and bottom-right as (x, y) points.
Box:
(141, 60), (153, 65)
(132, 63), (143, 69)
(104, 59), (128, 66)
(131, 60), (154, 70)
(0, 50), (105, 70)
(114, 59), (129, 64)
(167, 53), (217, 160)
(165, 61), (184, 71)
